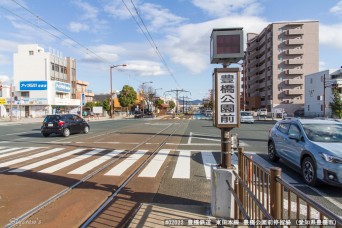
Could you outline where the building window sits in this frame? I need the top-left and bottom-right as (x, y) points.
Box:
(29, 51), (34, 55)
(21, 92), (29, 97)
(51, 63), (54, 71)
(321, 105), (323, 111)
(308, 105), (310, 111)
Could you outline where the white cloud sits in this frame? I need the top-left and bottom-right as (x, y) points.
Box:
(191, 0), (263, 17)
(0, 39), (18, 52)
(68, 22), (89, 32)
(140, 3), (186, 31)
(330, 1), (342, 14)
(319, 61), (328, 71)
(163, 16), (268, 73)
(320, 23), (342, 49)
(125, 60), (167, 76)
(72, 0), (99, 20)
(104, 0), (133, 20)
(0, 75), (11, 83)
(70, 0), (108, 33)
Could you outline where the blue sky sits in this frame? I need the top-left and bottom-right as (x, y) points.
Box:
(1, 0), (342, 100)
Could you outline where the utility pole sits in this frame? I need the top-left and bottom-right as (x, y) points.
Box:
(165, 89), (191, 115)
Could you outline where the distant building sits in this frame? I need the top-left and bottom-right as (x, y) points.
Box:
(76, 80), (94, 103)
(305, 69), (342, 117)
(245, 21), (319, 115)
(6, 44), (86, 117)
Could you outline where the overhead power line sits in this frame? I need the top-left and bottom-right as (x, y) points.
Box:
(122, 0), (181, 88)
(10, 0), (109, 64)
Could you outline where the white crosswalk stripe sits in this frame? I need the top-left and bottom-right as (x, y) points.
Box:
(139, 149), (170, 177)
(0, 148), (64, 168)
(0, 147), (41, 158)
(68, 150), (124, 175)
(201, 151), (218, 180)
(39, 148), (105, 173)
(104, 150), (147, 176)
(10, 148), (86, 173)
(1, 147), (227, 180)
(172, 150), (191, 179)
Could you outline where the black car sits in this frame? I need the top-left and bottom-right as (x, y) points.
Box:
(134, 111), (143, 118)
(41, 114), (90, 137)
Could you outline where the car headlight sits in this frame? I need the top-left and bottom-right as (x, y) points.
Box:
(320, 153), (342, 164)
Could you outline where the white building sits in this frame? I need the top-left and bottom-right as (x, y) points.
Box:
(305, 69), (342, 117)
(6, 44), (81, 118)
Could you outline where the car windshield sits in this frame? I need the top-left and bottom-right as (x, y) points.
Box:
(302, 123), (342, 142)
(241, 112), (252, 116)
(44, 115), (60, 122)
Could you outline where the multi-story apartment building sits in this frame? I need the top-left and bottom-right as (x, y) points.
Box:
(305, 69), (342, 117)
(245, 21), (319, 115)
(8, 44), (81, 117)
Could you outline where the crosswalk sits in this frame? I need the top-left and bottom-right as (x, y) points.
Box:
(0, 146), (230, 179)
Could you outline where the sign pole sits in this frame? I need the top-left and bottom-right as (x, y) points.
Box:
(221, 128), (232, 168)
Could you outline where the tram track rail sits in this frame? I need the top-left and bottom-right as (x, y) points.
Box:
(5, 121), (185, 228)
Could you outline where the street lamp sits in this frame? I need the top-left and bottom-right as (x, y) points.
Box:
(110, 64), (127, 118)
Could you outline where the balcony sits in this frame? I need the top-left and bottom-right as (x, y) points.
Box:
(285, 39), (304, 45)
(286, 59), (303, 65)
(284, 79), (303, 85)
(285, 89), (303, 95)
(286, 29), (303, 35)
(285, 49), (303, 55)
(285, 69), (303, 75)
(259, 81), (266, 88)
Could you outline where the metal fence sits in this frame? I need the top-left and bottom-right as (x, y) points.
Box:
(227, 147), (342, 227)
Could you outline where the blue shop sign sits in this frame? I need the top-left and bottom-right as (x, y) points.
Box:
(20, 81), (47, 90)
(55, 81), (71, 93)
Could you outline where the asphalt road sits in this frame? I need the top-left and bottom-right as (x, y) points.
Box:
(0, 117), (341, 227)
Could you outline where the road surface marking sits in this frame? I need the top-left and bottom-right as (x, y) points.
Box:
(0, 148), (64, 168)
(172, 150), (191, 179)
(0, 148), (22, 156)
(0, 147), (44, 159)
(104, 150), (147, 176)
(68, 150), (124, 175)
(10, 148), (86, 173)
(139, 149), (170, 177)
(187, 132), (192, 144)
(201, 151), (218, 179)
(39, 148), (104, 173)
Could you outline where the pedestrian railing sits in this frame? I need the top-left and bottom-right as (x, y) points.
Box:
(226, 147), (342, 227)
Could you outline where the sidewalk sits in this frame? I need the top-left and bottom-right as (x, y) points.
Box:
(0, 115), (128, 124)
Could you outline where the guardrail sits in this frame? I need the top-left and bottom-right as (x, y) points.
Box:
(227, 147), (342, 227)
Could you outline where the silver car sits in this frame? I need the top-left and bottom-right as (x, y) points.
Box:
(240, 111), (255, 123)
(268, 118), (342, 187)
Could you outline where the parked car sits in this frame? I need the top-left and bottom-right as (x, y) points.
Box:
(257, 108), (267, 116)
(134, 111), (143, 118)
(41, 114), (90, 137)
(240, 111), (254, 123)
(268, 118), (342, 187)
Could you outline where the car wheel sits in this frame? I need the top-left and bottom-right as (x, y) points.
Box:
(83, 126), (89, 134)
(63, 128), (70, 137)
(301, 157), (319, 186)
(42, 133), (50, 137)
(268, 141), (280, 162)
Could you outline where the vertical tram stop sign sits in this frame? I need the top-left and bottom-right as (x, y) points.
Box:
(210, 27), (244, 218)
(210, 27), (243, 168)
